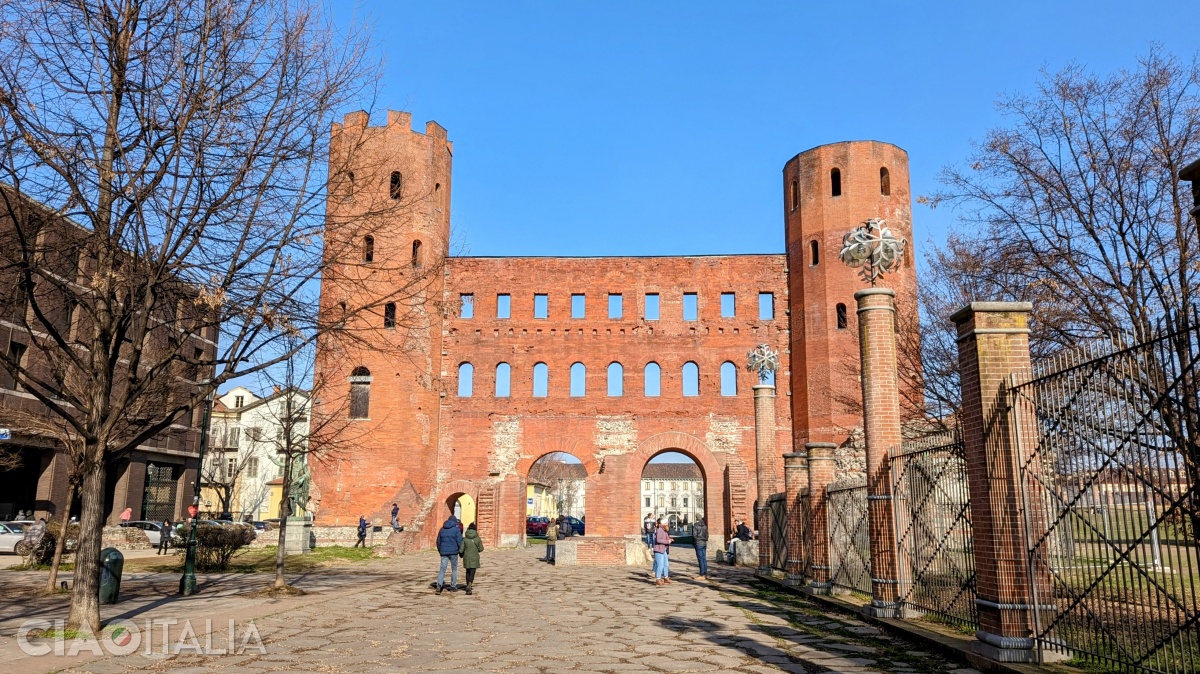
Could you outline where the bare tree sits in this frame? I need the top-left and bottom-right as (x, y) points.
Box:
(528, 453), (585, 519)
(925, 48), (1200, 535)
(200, 449), (260, 518)
(0, 0), (439, 630)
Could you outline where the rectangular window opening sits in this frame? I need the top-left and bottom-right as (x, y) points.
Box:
(496, 294), (511, 319)
(721, 293), (735, 318)
(460, 294), (474, 319)
(644, 293), (660, 321)
(571, 294), (586, 319)
(683, 293), (698, 321)
(534, 294), (548, 319)
(608, 294), (623, 319)
(759, 292), (774, 320)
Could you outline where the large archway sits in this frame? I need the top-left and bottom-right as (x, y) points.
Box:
(524, 452), (588, 538)
(640, 451), (706, 537)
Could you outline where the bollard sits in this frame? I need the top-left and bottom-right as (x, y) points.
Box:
(99, 547), (124, 604)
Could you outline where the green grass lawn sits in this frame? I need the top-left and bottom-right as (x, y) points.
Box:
(122, 545), (377, 573)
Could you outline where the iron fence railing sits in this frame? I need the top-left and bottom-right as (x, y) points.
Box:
(768, 494), (788, 573)
(893, 430), (978, 629)
(828, 483), (872, 595)
(1011, 316), (1200, 673)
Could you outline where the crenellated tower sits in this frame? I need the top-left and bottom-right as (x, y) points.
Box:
(311, 110), (453, 526)
(783, 141), (918, 450)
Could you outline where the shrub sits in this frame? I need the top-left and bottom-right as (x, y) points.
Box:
(180, 523), (256, 571)
(18, 520), (80, 567)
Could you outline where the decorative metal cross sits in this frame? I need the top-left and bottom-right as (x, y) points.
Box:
(838, 217), (907, 286)
(746, 344), (779, 384)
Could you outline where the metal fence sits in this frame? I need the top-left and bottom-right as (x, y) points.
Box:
(1011, 319), (1200, 673)
(768, 493), (788, 573)
(893, 430), (978, 628)
(827, 483), (872, 595)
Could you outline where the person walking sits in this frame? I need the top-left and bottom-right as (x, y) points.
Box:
(692, 516), (709, 580)
(653, 518), (672, 586)
(435, 515), (463, 593)
(157, 519), (173, 555)
(119, 507), (132, 524)
(390, 503), (401, 532)
(461, 522), (484, 595)
(643, 516), (655, 548)
(544, 514), (557, 563)
(354, 515), (368, 548)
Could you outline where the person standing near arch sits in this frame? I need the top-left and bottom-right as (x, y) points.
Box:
(653, 518), (673, 586)
(692, 517), (709, 580)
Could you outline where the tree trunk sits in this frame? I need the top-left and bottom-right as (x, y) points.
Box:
(273, 456), (293, 589)
(45, 484), (76, 594)
(67, 457), (105, 632)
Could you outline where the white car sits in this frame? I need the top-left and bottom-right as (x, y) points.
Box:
(119, 520), (176, 546)
(0, 522), (28, 553)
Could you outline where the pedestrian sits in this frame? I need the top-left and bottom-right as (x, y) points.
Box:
(391, 503), (402, 532)
(544, 514), (557, 563)
(643, 516), (655, 548)
(435, 515), (463, 594)
(461, 522), (484, 595)
(559, 515), (572, 539)
(119, 507), (132, 524)
(727, 519), (752, 562)
(653, 518), (672, 586)
(354, 515), (368, 548)
(157, 518), (172, 555)
(692, 516), (709, 580)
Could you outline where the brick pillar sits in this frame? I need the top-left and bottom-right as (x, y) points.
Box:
(783, 452), (808, 586)
(855, 288), (907, 618)
(953, 302), (1060, 663)
(753, 383), (777, 574)
(805, 441), (836, 595)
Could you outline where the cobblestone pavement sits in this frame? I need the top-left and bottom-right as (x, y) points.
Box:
(3, 546), (980, 674)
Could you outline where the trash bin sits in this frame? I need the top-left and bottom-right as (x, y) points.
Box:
(99, 547), (124, 604)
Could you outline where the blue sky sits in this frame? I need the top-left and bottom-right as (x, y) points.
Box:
(331, 1), (1195, 261)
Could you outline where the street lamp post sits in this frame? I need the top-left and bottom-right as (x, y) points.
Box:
(179, 391), (215, 595)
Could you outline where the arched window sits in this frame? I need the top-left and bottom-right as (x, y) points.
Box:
(880, 167), (891, 196)
(362, 235), (374, 263)
(570, 362), (586, 397)
(349, 366), (372, 419)
(790, 179), (799, 211)
(495, 362), (511, 397)
(458, 363), (474, 397)
(412, 240), (422, 267)
(720, 361), (737, 396)
(836, 303), (848, 329)
(533, 362), (548, 397)
(607, 362), (624, 397)
(344, 172), (356, 200)
(683, 362), (699, 397)
(810, 240), (819, 266)
(644, 362), (661, 397)
(389, 171), (402, 200)
(383, 302), (396, 329)
(831, 168), (842, 197)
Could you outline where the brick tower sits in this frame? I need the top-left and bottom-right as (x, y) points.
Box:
(311, 111), (452, 526)
(782, 142), (917, 450)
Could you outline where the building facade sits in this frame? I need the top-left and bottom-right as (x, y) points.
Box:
(0, 189), (212, 524)
(640, 463), (704, 529)
(203, 386), (311, 521)
(310, 111), (918, 550)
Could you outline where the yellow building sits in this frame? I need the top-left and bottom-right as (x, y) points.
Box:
(526, 482), (557, 518)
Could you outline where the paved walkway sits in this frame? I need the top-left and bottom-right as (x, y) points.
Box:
(1, 546), (978, 674)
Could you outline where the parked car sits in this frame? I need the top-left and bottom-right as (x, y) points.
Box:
(0, 522), (27, 553)
(118, 520), (176, 546)
(561, 516), (585, 537)
(525, 516), (548, 536)
(249, 521), (267, 531)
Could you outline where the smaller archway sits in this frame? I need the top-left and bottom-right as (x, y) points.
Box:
(447, 492), (476, 528)
(640, 451), (705, 536)
(526, 452), (587, 536)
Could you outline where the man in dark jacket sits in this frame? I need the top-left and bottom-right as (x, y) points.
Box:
(692, 517), (709, 579)
(559, 515), (572, 538)
(435, 516), (463, 593)
(544, 516), (557, 563)
(354, 515), (368, 548)
(390, 503), (401, 532)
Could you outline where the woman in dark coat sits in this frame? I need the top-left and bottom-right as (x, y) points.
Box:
(461, 522), (485, 595)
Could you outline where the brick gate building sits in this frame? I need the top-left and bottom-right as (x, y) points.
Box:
(310, 110), (917, 554)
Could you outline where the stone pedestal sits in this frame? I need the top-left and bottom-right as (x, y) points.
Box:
(284, 516), (313, 554)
